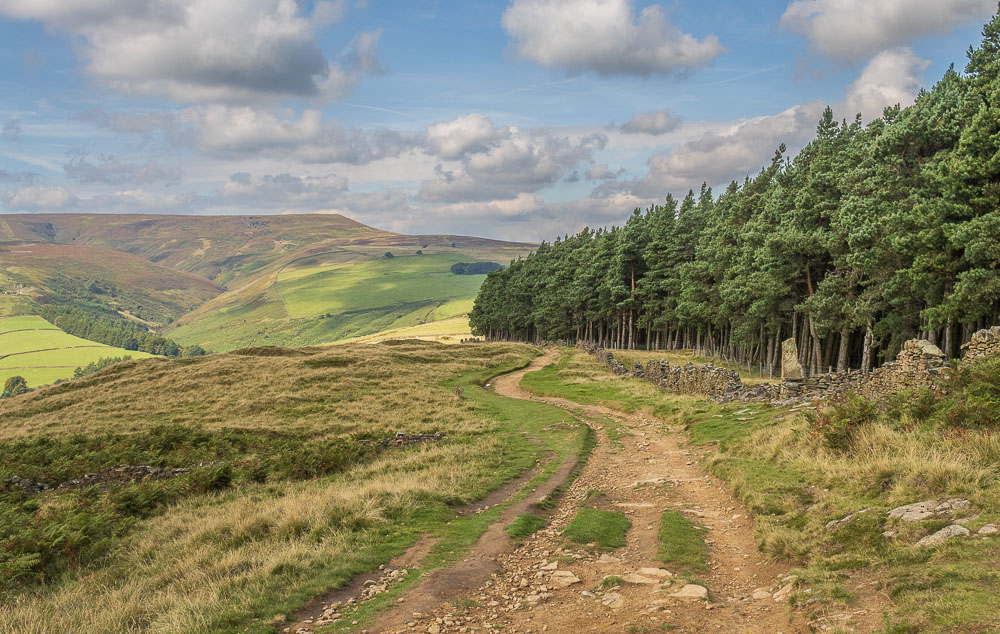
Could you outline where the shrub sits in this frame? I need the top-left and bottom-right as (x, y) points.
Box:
(807, 394), (879, 451)
(1, 376), (28, 398)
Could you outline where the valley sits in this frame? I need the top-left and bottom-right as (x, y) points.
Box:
(0, 214), (534, 379)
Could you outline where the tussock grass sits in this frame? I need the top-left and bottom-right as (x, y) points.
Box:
(0, 341), (590, 633)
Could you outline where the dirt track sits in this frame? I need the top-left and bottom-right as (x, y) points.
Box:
(371, 351), (815, 633)
(293, 351), (867, 633)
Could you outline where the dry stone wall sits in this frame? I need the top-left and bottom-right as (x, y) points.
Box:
(961, 326), (1000, 362)
(578, 342), (781, 403)
(579, 327), (999, 404)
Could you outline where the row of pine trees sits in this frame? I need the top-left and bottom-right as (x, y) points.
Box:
(470, 13), (1000, 375)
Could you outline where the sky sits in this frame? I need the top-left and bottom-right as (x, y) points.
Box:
(0, 0), (995, 241)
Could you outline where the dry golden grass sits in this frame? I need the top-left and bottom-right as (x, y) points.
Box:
(0, 341), (559, 633)
(0, 342), (529, 441)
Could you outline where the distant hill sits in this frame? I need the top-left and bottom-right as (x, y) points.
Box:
(0, 241), (223, 325)
(0, 213), (535, 356)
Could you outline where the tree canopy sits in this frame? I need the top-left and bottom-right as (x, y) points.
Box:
(470, 11), (1000, 375)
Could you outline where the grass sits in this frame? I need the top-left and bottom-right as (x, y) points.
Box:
(167, 251), (527, 352)
(655, 512), (708, 572)
(334, 316), (473, 345)
(0, 315), (156, 388)
(504, 514), (547, 539)
(523, 345), (1000, 630)
(563, 509), (631, 550)
(0, 341), (596, 633)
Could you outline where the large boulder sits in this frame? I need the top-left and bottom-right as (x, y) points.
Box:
(781, 338), (803, 380)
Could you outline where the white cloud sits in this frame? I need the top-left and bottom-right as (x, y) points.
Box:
(417, 130), (607, 203)
(0, 0), (379, 103)
(844, 48), (930, 121)
(86, 106), (414, 165)
(619, 109), (682, 134)
(612, 101), (825, 196)
(2, 185), (78, 211)
(425, 114), (509, 160)
(780, 0), (995, 64)
(502, 0), (725, 76)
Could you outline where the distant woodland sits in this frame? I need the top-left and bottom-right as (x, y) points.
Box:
(471, 13), (1000, 375)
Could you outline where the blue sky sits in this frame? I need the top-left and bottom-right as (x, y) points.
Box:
(0, 0), (995, 240)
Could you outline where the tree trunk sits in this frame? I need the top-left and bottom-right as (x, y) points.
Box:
(861, 321), (873, 374)
(944, 317), (953, 359)
(836, 326), (849, 372)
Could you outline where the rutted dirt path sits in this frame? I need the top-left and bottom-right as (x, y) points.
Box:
(371, 350), (808, 634)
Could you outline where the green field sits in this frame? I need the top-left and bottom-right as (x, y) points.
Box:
(167, 253), (497, 351)
(0, 315), (156, 388)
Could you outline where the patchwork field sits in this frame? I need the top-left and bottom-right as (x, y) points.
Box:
(0, 315), (156, 387)
(167, 251), (512, 352)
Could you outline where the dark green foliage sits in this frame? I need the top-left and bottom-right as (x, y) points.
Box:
(73, 355), (133, 379)
(936, 358), (1000, 428)
(807, 394), (881, 450)
(35, 305), (193, 357)
(1, 376), (28, 399)
(384, 251), (394, 258)
(809, 358), (1000, 449)
(471, 13), (1000, 370)
(451, 262), (502, 275)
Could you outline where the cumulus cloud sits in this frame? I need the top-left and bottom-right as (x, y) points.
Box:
(85, 106), (415, 165)
(425, 114), (509, 160)
(502, 0), (725, 76)
(0, 0), (379, 103)
(844, 48), (930, 121)
(417, 129), (608, 203)
(780, 0), (995, 64)
(618, 109), (682, 134)
(612, 101), (825, 196)
(63, 153), (182, 185)
(2, 185), (78, 211)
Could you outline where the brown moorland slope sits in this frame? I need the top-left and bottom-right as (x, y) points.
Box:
(0, 241), (223, 323)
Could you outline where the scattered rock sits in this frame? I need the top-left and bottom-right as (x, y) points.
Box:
(752, 589), (772, 601)
(621, 573), (659, 585)
(637, 567), (673, 578)
(601, 592), (625, 610)
(979, 524), (998, 535)
(916, 524), (970, 547)
(540, 561), (558, 571)
(888, 499), (970, 522)
(549, 571), (581, 588)
(668, 584), (709, 601)
(597, 554), (621, 564)
(773, 582), (796, 602)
